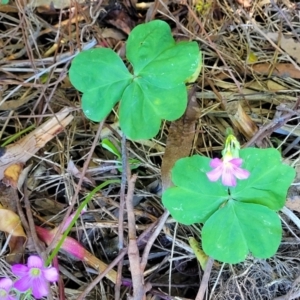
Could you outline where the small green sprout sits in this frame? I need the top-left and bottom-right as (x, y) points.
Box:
(101, 138), (140, 171)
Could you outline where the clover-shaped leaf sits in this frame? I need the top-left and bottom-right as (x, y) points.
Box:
(69, 48), (133, 122)
(202, 201), (282, 264)
(162, 155), (228, 225)
(162, 149), (295, 263)
(69, 20), (201, 140)
(231, 148), (296, 210)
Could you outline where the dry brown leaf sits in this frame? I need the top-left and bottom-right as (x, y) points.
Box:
(161, 87), (201, 191)
(226, 101), (258, 140)
(0, 205), (26, 263)
(0, 207), (26, 238)
(266, 80), (287, 91)
(266, 32), (300, 64)
(3, 163), (23, 188)
(252, 63), (300, 79)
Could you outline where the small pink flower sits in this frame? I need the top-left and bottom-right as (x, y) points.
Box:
(206, 157), (250, 187)
(12, 255), (58, 299)
(0, 278), (16, 300)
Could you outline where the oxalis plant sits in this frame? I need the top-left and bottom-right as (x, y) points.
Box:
(162, 130), (296, 264)
(69, 20), (295, 266)
(69, 20), (201, 140)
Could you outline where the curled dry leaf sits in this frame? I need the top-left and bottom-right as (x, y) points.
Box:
(189, 237), (209, 270)
(226, 101), (258, 140)
(2, 163), (23, 188)
(0, 204), (26, 263)
(267, 32), (300, 64)
(161, 87), (201, 191)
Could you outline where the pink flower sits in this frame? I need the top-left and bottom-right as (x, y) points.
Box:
(206, 157), (250, 187)
(12, 255), (58, 299)
(0, 278), (16, 300)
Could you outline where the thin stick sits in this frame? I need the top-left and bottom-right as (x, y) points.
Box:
(115, 134), (128, 300)
(140, 210), (170, 272)
(195, 257), (214, 300)
(126, 174), (146, 300)
(22, 181), (46, 258)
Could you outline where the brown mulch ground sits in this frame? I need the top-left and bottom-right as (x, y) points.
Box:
(1, 0), (300, 299)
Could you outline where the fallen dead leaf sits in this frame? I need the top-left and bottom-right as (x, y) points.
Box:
(161, 86), (201, 191)
(266, 80), (287, 91)
(252, 63), (300, 79)
(3, 163), (23, 188)
(226, 101), (258, 140)
(266, 32), (300, 64)
(0, 203), (26, 264)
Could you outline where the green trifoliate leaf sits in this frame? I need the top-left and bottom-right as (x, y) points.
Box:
(136, 41), (201, 86)
(69, 48), (132, 122)
(162, 148), (295, 263)
(231, 148), (296, 210)
(202, 200), (282, 264)
(120, 78), (187, 139)
(69, 20), (202, 140)
(162, 155), (228, 225)
(126, 20), (175, 74)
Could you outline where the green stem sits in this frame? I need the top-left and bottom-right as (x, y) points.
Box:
(1, 124), (35, 147)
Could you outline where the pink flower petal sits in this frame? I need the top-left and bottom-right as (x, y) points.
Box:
(209, 158), (223, 168)
(12, 255), (59, 299)
(13, 276), (32, 292)
(228, 158), (243, 167)
(222, 165), (237, 187)
(31, 277), (49, 299)
(232, 167), (250, 180)
(0, 278), (13, 291)
(206, 166), (222, 182)
(42, 267), (59, 282)
(206, 156), (250, 187)
(27, 256), (43, 268)
(11, 264), (29, 277)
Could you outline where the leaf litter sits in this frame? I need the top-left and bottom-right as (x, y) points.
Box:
(0, 0), (300, 299)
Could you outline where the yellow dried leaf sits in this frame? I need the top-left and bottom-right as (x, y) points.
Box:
(0, 206), (26, 238)
(189, 237), (209, 270)
(3, 163), (23, 188)
(0, 205), (26, 263)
